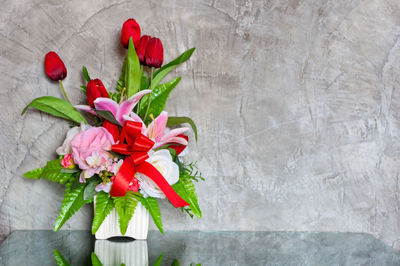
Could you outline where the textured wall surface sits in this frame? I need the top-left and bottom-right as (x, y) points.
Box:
(1, 0), (400, 249)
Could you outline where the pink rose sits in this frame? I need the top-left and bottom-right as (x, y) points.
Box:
(60, 154), (74, 169)
(70, 127), (115, 181)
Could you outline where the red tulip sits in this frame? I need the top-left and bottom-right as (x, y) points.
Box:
(121, 18), (141, 49)
(86, 79), (109, 108)
(102, 120), (120, 142)
(168, 134), (188, 155)
(136, 35), (152, 65)
(44, 51), (67, 81)
(145, 37), (164, 68)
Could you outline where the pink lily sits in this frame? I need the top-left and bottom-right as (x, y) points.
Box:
(75, 90), (151, 125)
(124, 111), (189, 149)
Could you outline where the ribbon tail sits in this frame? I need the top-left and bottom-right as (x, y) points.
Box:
(110, 156), (136, 197)
(136, 161), (189, 208)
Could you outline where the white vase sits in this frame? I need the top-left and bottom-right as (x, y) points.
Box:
(94, 240), (148, 266)
(94, 197), (149, 240)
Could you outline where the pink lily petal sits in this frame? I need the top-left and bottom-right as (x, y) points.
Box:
(154, 136), (188, 149)
(127, 112), (144, 124)
(79, 172), (86, 183)
(160, 127), (190, 143)
(116, 90), (151, 125)
(147, 111), (168, 141)
(127, 89), (152, 105)
(94, 98), (119, 117)
(75, 105), (97, 115)
(117, 100), (135, 125)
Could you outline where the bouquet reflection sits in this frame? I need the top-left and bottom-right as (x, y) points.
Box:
(54, 238), (201, 266)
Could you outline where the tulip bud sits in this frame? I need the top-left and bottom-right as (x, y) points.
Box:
(136, 35), (152, 65)
(86, 79), (109, 108)
(44, 51), (67, 81)
(121, 18), (141, 49)
(169, 134), (188, 155)
(145, 37), (164, 68)
(102, 120), (120, 142)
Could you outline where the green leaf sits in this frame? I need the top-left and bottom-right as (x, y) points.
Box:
(140, 197), (163, 234)
(167, 148), (178, 161)
(41, 159), (73, 184)
(149, 65), (176, 92)
(82, 66), (91, 82)
(154, 47), (195, 78)
(109, 91), (121, 103)
(91, 252), (103, 266)
(167, 116), (198, 141)
(140, 71), (149, 91)
(92, 192), (115, 234)
(116, 59), (127, 92)
(83, 181), (97, 201)
(60, 168), (79, 173)
(23, 168), (43, 179)
(94, 110), (121, 126)
(138, 77), (181, 121)
(113, 191), (138, 235)
(125, 37), (141, 98)
(53, 250), (70, 266)
(21, 96), (87, 124)
(80, 85), (87, 93)
(172, 179), (202, 218)
(54, 184), (92, 231)
(179, 160), (204, 182)
(153, 253), (163, 266)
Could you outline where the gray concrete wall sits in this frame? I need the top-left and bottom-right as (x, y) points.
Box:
(1, 0), (400, 249)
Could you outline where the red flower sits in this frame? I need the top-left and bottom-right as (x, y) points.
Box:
(86, 79), (109, 108)
(168, 134), (188, 155)
(145, 37), (164, 68)
(127, 178), (140, 192)
(121, 18), (141, 49)
(102, 120), (120, 142)
(136, 35), (152, 65)
(44, 51), (67, 81)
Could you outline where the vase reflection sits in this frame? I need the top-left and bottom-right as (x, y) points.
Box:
(94, 239), (148, 266)
(54, 239), (201, 266)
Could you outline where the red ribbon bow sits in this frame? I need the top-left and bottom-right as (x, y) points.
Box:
(110, 121), (188, 208)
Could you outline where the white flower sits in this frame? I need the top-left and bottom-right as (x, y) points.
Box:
(108, 159), (124, 175)
(137, 149), (179, 198)
(56, 122), (91, 155)
(95, 182), (112, 193)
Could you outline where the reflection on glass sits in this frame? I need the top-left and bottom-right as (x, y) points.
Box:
(1, 231), (400, 265)
(94, 239), (148, 266)
(54, 240), (201, 266)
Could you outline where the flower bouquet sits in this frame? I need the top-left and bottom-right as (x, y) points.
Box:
(22, 18), (203, 239)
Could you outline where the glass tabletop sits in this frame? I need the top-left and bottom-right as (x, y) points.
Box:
(0, 230), (399, 265)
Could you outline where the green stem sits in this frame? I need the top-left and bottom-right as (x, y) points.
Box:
(59, 80), (71, 104)
(137, 65), (144, 111)
(143, 67), (154, 122)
